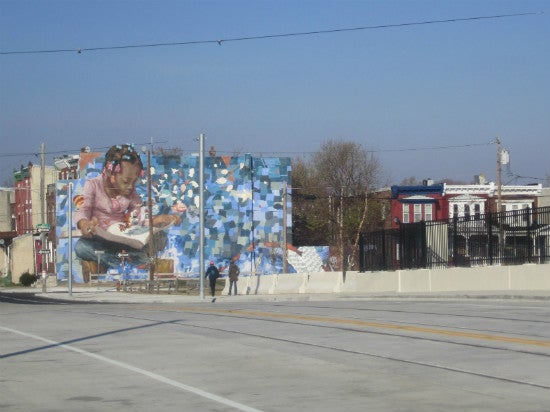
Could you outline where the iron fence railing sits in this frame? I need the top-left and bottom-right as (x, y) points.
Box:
(359, 206), (550, 272)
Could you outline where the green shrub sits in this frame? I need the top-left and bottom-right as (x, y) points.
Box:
(19, 272), (38, 287)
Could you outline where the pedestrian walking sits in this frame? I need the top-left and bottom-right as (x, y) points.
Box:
(205, 261), (220, 301)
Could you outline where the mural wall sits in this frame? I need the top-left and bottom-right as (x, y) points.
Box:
(56, 150), (308, 282)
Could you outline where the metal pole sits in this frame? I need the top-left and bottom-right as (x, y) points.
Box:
(282, 181), (288, 274)
(40, 143), (46, 291)
(68, 182), (73, 296)
(199, 133), (205, 300)
(40, 143), (45, 224)
(147, 147), (155, 281)
(250, 155), (255, 275)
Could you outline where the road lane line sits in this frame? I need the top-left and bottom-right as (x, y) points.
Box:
(174, 307), (550, 348)
(0, 325), (263, 412)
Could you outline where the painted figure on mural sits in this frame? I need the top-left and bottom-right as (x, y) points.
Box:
(73, 144), (181, 280)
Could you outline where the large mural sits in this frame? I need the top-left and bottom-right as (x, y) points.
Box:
(55, 146), (311, 282)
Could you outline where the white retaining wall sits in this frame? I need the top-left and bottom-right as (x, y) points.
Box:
(231, 263), (549, 295)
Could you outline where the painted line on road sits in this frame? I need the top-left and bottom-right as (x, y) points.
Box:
(0, 325), (263, 412)
(176, 307), (550, 348)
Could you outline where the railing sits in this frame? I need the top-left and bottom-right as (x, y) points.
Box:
(360, 206), (550, 272)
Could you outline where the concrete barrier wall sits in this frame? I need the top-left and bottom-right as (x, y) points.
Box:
(430, 266), (509, 292)
(273, 273), (306, 294)
(399, 269), (431, 293)
(217, 263), (549, 296)
(355, 271), (400, 293)
(247, 274), (276, 295)
(508, 264), (550, 290)
(303, 272), (341, 293)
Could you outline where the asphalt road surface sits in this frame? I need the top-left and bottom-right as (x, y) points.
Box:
(1, 292), (549, 411)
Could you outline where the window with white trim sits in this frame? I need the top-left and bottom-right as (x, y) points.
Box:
(414, 204), (422, 222)
(425, 204), (433, 221)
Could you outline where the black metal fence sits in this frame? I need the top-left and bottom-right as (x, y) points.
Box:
(359, 206), (550, 272)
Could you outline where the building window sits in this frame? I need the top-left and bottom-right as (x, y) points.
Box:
(474, 204), (480, 220)
(452, 204), (458, 219)
(414, 204), (421, 222)
(425, 204), (433, 221)
(464, 204), (470, 220)
(403, 206), (410, 223)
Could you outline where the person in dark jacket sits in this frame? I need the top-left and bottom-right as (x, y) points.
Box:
(205, 261), (220, 299)
(228, 261), (240, 295)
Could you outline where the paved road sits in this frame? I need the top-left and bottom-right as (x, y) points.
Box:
(1, 290), (549, 411)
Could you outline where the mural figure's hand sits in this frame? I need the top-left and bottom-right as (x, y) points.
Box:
(78, 217), (98, 238)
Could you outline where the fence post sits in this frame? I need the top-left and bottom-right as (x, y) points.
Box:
(451, 216), (458, 268)
(487, 211), (494, 266)
(526, 208), (532, 264)
(421, 220), (427, 269)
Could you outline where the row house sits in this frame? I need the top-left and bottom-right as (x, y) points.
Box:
(390, 181), (446, 228)
(12, 163), (58, 282)
(390, 180), (542, 226)
(383, 180), (545, 269)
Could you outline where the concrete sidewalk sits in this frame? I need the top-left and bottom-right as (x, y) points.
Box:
(3, 285), (550, 303)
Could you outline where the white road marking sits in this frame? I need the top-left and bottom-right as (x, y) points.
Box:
(1, 325), (263, 412)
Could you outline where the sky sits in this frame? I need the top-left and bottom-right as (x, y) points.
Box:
(1, 0), (549, 188)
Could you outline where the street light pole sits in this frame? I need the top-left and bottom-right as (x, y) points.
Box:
(147, 147), (155, 281)
(199, 133), (205, 300)
(68, 182), (73, 297)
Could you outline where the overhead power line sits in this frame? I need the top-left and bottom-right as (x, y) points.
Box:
(0, 140), (493, 160)
(0, 12), (543, 56)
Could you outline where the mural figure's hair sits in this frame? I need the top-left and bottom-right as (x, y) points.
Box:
(103, 144), (144, 176)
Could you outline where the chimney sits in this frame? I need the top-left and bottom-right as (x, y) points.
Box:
(474, 174), (486, 185)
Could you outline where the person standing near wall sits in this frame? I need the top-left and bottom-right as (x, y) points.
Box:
(228, 261), (240, 295)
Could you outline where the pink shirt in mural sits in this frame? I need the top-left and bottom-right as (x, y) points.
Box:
(74, 176), (144, 230)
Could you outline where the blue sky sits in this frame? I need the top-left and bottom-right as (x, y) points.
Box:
(1, 0), (548, 187)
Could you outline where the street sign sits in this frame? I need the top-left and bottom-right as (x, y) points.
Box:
(36, 223), (51, 233)
(38, 249), (50, 254)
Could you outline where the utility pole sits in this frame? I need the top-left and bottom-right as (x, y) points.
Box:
(496, 137), (502, 213)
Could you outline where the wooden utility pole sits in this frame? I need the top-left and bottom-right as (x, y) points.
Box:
(496, 137), (502, 213)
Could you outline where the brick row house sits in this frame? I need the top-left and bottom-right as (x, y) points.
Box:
(360, 180), (545, 272)
(390, 181), (542, 227)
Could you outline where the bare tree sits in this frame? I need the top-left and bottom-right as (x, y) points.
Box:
(292, 140), (384, 269)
